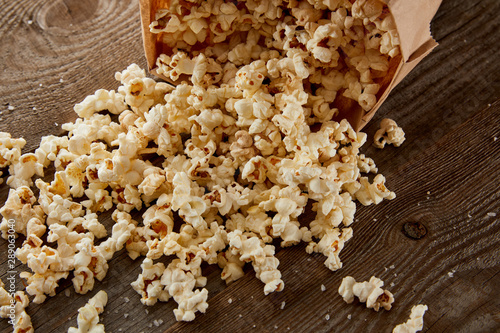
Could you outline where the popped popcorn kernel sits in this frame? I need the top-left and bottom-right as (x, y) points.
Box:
(374, 118), (406, 148)
(338, 276), (394, 311)
(68, 290), (108, 333)
(392, 304), (428, 333)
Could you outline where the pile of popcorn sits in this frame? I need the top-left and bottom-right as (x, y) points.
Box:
(0, 0), (403, 326)
(151, 0), (400, 114)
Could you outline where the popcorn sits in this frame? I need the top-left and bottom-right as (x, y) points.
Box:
(131, 258), (170, 306)
(6, 153), (44, 188)
(0, 283), (34, 333)
(74, 89), (127, 119)
(393, 304), (428, 333)
(0, 41), (403, 324)
(0, 186), (45, 239)
(68, 290), (108, 333)
(354, 174), (396, 206)
(72, 238), (109, 294)
(307, 227), (353, 271)
(338, 276), (394, 311)
(160, 257), (209, 322)
(0, 132), (26, 168)
(20, 270), (69, 304)
(374, 118), (406, 148)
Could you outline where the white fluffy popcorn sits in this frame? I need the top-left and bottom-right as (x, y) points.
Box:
(393, 304), (428, 333)
(338, 276), (394, 311)
(74, 89), (128, 119)
(1, 4), (403, 322)
(374, 118), (406, 148)
(0, 132), (26, 169)
(0, 186), (45, 239)
(0, 281), (34, 333)
(131, 258), (170, 306)
(68, 290), (108, 333)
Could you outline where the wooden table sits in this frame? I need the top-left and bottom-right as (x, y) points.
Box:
(1, 0), (499, 332)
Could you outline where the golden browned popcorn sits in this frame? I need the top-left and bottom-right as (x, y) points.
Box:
(393, 304), (428, 333)
(0, 186), (45, 239)
(0, 283), (34, 333)
(0, 56), (401, 323)
(374, 118), (406, 148)
(339, 276), (394, 311)
(68, 290), (108, 333)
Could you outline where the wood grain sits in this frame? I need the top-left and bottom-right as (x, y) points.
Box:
(1, 0), (499, 332)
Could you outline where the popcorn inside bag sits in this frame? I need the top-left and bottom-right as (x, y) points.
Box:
(140, 0), (442, 130)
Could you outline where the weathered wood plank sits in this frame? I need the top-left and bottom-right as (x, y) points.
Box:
(0, 0), (499, 332)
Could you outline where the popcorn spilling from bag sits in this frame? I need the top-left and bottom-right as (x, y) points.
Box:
(0, 0), (406, 325)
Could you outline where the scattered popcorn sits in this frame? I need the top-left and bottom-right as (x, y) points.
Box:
(374, 118), (405, 148)
(392, 304), (428, 333)
(0, 280), (34, 333)
(339, 276), (394, 311)
(1, 6), (401, 321)
(68, 290), (108, 333)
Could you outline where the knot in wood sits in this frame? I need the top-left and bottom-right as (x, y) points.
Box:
(402, 221), (427, 239)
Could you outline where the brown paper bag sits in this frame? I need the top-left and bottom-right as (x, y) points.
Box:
(139, 0), (442, 131)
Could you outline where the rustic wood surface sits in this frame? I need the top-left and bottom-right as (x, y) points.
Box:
(1, 0), (499, 332)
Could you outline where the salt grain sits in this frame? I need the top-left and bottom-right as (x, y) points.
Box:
(153, 320), (160, 327)
(7, 105), (14, 111)
(64, 289), (70, 297)
(60, 78), (64, 83)
(320, 284), (326, 292)
(27, 20), (33, 25)
(124, 297), (130, 303)
(228, 298), (233, 304)
(487, 212), (496, 217)
(158, 319), (163, 325)
(39, 83), (43, 87)
(389, 265), (395, 269)
(347, 314), (352, 320)
(145, 309), (149, 314)
(390, 282), (395, 287)
(32, 107), (37, 111)
(325, 314), (330, 321)
(448, 272), (454, 277)
(124, 313), (129, 319)
(281, 301), (286, 310)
